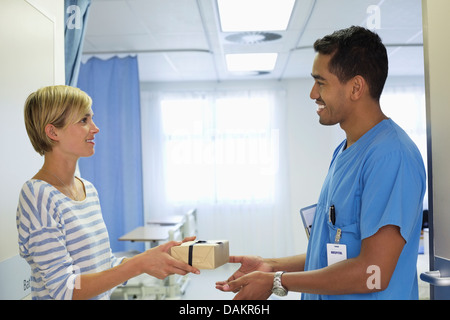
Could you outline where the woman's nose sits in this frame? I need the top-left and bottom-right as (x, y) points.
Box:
(91, 121), (100, 134)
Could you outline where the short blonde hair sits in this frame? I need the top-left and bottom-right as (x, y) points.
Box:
(24, 85), (92, 155)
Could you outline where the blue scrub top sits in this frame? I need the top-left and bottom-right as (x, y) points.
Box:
(303, 119), (426, 300)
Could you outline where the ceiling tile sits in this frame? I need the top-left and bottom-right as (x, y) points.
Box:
(86, 0), (145, 36)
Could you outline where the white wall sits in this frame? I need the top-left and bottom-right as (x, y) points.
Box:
(0, 0), (64, 299)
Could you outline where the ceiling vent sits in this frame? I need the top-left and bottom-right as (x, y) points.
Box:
(225, 32), (282, 44)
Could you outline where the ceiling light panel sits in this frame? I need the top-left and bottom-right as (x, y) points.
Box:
(217, 0), (296, 32)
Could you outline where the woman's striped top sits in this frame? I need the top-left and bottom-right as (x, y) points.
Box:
(16, 178), (123, 300)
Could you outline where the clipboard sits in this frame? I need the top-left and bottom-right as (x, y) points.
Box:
(300, 204), (316, 239)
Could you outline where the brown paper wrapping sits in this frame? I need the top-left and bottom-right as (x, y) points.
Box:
(170, 240), (229, 269)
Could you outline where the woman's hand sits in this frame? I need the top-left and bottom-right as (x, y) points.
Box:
(134, 236), (200, 279)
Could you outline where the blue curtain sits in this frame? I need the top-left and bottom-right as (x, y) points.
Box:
(77, 56), (144, 253)
(65, 0), (91, 86)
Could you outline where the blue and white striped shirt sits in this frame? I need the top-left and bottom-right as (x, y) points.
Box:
(16, 178), (122, 300)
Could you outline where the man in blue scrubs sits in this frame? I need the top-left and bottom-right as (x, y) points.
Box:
(216, 26), (426, 299)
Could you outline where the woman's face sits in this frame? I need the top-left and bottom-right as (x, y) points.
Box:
(55, 109), (100, 159)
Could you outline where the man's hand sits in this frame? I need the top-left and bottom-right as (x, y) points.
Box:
(215, 255), (274, 299)
(217, 271), (274, 300)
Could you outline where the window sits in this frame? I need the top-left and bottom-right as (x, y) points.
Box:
(160, 94), (279, 204)
(381, 84), (427, 161)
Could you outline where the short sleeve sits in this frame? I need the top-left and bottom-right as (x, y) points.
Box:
(360, 150), (425, 242)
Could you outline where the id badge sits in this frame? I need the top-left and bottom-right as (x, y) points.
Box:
(327, 228), (347, 266)
(327, 243), (347, 266)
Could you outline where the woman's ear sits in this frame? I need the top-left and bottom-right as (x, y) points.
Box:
(45, 124), (59, 141)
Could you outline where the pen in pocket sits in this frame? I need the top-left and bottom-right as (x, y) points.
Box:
(329, 205), (336, 225)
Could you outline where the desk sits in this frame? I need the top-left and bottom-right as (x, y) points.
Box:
(117, 224), (188, 299)
(119, 225), (179, 243)
(147, 215), (185, 226)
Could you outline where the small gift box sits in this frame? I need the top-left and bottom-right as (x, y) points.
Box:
(170, 240), (229, 269)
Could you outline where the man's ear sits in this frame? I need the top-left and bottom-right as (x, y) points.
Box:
(45, 124), (59, 141)
(349, 75), (366, 101)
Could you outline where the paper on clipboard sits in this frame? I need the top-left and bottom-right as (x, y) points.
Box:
(300, 204), (316, 239)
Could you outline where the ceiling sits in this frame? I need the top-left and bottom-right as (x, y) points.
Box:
(82, 0), (425, 83)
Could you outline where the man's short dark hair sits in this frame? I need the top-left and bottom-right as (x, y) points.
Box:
(313, 26), (388, 101)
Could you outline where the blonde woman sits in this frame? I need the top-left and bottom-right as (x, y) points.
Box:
(17, 85), (199, 300)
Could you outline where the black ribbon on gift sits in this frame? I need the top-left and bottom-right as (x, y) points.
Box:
(188, 240), (223, 266)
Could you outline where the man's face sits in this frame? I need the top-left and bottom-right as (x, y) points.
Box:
(310, 53), (351, 127)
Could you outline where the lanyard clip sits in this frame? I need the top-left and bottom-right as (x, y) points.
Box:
(334, 228), (342, 244)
